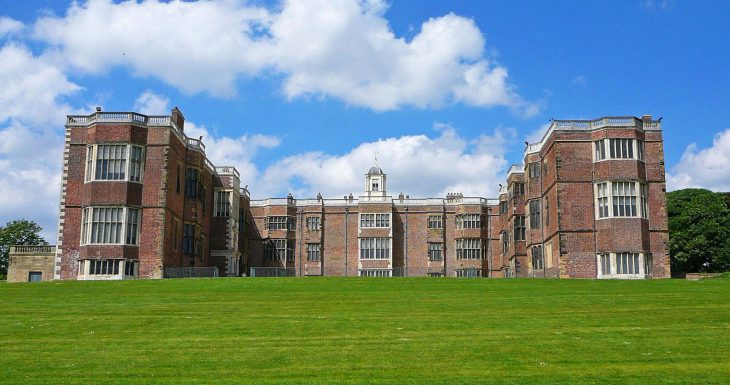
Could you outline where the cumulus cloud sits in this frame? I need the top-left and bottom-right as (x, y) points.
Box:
(132, 91), (171, 115)
(0, 42), (83, 241)
(33, 0), (536, 114)
(0, 17), (24, 36)
(249, 123), (511, 199)
(667, 127), (730, 191)
(0, 43), (81, 125)
(0, 122), (64, 241)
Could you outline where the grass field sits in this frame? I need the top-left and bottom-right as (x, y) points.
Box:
(1, 277), (729, 385)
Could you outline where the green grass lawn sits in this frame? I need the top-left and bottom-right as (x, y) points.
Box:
(1, 277), (729, 385)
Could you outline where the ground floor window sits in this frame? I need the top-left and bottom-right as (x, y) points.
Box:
(79, 259), (138, 276)
(597, 252), (651, 278)
(455, 268), (482, 278)
(264, 239), (295, 262)
(358, 269), (391, 277)
(531, 245), (544, 270)
(28, 271), (42, 282)
(428, 243), (443, 261)
(427, 272), (444, 277)
(307, 243), (321, 261)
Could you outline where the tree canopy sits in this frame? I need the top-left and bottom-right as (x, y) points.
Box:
(667, 189), (730, 275)
(0, 219), (48, 278)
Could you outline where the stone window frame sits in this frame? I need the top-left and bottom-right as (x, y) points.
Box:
(80, 206), (141, 246)
(306, 243), (321, 261)
(593, 138), (645, 162)
(455, 238), (482, 260)
(359, 237), (391, 260)
(427, 215), (442, 229)
(84, 143), (145, 183)
(596, 252), (652, 279)
(594, 181), (648, 219)
(359, 213), (391, 228)
(428, 242), (443, 261)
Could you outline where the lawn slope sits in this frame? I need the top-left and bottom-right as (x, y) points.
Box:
(1, 277), (729, 384)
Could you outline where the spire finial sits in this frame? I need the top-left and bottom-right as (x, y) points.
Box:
(374, 152), (378, 167)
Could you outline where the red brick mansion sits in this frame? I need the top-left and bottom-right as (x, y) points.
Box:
(8, 108), (670, 281)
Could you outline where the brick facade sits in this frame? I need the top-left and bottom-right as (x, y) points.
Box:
(53, 110), (670, 280)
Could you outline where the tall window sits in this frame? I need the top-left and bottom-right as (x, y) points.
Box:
(511, 182), (525, 196)
(532, 245), (544, 270)
(594, 139), (644, 161)
(616, 252), (640, 275)
(81, 207), (140, 245)
(306, 217), (320, 231)
(183, 224), (195, 255)
(428, 215), (442, 229)
(610, 138), (634, 159)
(456, 214), (482, 229)
(214, 191), (231, 217)
(499, 201), (508, 214)
(185, 168), (199, 198)
(596, 183), (610, 218)
(85, 144), (144, 182)
(264, 239), (295, 262)
(172, 219), (180, 250)
(595, 181), (647, 219)
(595, 140), (606, 161)
(613, 182), (637, 217)
(514, 215), (526, 241)
(529, 200), (541, 229)
(360, 214), (390, 228)
(501, 231), (509, 255)
(599, 253), (611, 276)
(428, 243), (443, 261)
(359, 238), (390, 259)
(528, 162), (541, 179)
(176, 165), (181, 194)
(456, 238), (482, 259)
(307, 243), (321, 261)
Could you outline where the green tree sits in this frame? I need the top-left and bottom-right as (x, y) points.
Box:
(667, 189), (730, 274)
(0, 220), (48, 279)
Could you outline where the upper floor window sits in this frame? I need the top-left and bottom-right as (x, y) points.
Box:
(456, 214), (482, 229)
(186, 168), (199, 198)
(428, 215), (442, 229)
(513, 215), (526, 241)
(511, 182), (525, 196)
(528, 199), (541, 229)
(499, 201), (508, 214)
(528, 162), (541, 179)
(360, 213), (390, 228)
(183, 223), (195, 255)
(266, 216), (295, 231)
(214, 191), (231, 217)
(594, 181), (648, 219)
(85, 144), (145, 182)
(594, 139), (644, 161)
(81, 206), (140, 246)
(306, 216), (321, 231)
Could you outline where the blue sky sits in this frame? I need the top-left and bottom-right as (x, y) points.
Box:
(1, 0), (729, 240)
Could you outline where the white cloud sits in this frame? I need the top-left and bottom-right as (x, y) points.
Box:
(571, 74), (586, 86)
(0, 42), (82, 241)
(0, 43), (81, 125)
(525, 122), (551, 145)
(250, 124), (511, 199)
(184, 121), (281, 191)
(132, 90), (170, 115)
(0, 17), (24, 36)
(0, 122), (63, 241)
(33, 0), (536, 114)
(667, 127), (730, 191)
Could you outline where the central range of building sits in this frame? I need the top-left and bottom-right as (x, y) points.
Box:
(30, 108), (669, 281)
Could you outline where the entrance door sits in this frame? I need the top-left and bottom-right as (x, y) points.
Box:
(28, 271), (42, 282)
